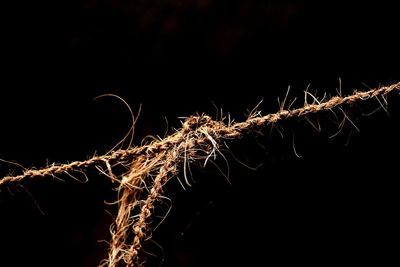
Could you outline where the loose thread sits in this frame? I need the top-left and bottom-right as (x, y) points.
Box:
(0, 82), (399, 267)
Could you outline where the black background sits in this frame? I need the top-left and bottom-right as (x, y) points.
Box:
(0, 1), (399, 266)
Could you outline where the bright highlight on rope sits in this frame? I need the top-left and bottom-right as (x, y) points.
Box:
(1, 82), (399, 266)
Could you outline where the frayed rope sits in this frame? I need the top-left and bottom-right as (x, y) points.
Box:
(1, 82), (399, 266)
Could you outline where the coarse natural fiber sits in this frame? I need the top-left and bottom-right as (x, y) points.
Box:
(0, 82), (399, 266)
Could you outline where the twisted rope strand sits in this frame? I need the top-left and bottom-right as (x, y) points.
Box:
(1, 82), (399, 267)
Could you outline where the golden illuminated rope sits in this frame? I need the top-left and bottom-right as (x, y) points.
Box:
(0, 82), (399, 266)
